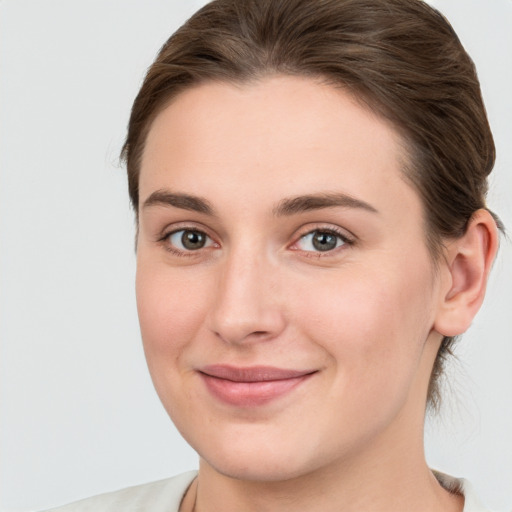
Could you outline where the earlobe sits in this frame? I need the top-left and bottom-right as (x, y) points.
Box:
(434, 209), (499, 337)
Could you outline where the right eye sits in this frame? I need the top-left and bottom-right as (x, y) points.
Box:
(166, 229), (215, 252)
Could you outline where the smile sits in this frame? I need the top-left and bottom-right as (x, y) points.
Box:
(198, 365), (317, 407)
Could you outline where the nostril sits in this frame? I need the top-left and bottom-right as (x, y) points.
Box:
(213, 327), (277, 345)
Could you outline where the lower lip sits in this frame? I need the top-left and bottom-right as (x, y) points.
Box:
(200, 373), (312, 407)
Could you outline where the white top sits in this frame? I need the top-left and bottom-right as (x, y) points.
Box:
(42, 470), (491, 512)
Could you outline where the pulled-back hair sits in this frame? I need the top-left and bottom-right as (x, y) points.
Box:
(121, 0), (500, 409)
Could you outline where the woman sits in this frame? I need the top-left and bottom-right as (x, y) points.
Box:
(44, 0), (503, 510)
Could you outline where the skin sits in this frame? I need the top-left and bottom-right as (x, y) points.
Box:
(136, 75), (497, 511)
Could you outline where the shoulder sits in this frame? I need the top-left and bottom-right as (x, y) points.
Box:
(41, 471), (197, 512)
(433, 470), (494, 512)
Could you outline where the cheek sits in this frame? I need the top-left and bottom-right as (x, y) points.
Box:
(289, 257), (435, 393)
(135, 257), (217, 425)
(135, 258), (210, 372)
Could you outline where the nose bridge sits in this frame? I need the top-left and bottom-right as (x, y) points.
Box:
(208, 239), (284, 344)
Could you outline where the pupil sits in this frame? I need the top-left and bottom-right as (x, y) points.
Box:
(182, 231), (205, 250)
(312, 232), (337, 251)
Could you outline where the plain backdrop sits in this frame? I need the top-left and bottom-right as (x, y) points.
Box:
(1, 1), (511, 511)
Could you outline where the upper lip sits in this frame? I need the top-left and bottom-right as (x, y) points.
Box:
(198, 365), (317, 382)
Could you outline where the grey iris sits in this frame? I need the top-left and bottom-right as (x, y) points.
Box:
(182, 231), (206, 250)
(313, 232), (338, 251)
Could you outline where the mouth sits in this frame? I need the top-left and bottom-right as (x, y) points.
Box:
(198, 365), (317, 407)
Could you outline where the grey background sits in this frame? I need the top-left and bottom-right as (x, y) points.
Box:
(1, 1), (511, 511)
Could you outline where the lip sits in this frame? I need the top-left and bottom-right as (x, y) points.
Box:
(198, 365), (317, 407)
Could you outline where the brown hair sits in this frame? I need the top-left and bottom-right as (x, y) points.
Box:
(121, 0), (500, 409)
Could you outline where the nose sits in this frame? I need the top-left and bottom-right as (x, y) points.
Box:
(207, 245), (286, 345)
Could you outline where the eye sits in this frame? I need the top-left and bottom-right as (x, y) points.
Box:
(294, 229), (348, 253)
(166, 229), (215, 252)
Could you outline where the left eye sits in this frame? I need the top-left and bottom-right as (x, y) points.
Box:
(295, 230), (347, 252)
(167, 229), (215, 251)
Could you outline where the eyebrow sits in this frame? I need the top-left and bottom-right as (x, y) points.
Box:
(142, 189), (215, 215)
(142, 189), (378, 217)
(273, 193), (378, 216)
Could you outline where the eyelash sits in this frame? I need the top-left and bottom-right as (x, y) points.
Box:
(158, 225), (354, 258)
(158, 227), (217, 257)
(290, 226), (354, 257)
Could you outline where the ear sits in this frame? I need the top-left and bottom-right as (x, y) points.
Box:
(434, 209), (499, 337)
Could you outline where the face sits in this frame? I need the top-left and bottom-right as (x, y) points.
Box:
(136, 76), (444, 482)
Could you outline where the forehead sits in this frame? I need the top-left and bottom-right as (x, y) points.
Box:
(140, 75), (420, 223)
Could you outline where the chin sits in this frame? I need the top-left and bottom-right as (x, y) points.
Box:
(187, 424), (335, 483)
(203, 450), (317, 483)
